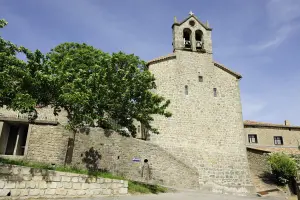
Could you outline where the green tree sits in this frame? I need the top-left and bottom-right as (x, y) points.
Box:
(267, 152), (297, 185)
(0, 19), (48, 117)
(1, 21), (171, 164)
(46, 42), (171, 136)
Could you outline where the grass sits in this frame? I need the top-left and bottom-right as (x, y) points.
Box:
(0, 157), (168, 194)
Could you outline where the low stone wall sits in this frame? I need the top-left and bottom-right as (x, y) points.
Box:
(72, 127), (200, 189)
(0, 164), (128, 199)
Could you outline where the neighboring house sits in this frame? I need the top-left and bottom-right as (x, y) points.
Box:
(244, 120), (300, 155)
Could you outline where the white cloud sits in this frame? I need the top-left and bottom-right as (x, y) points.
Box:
(267, 0), (300, 26)
(251, 24), (300, 51)
(249, 0), (300, 51)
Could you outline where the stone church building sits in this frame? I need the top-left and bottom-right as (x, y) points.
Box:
(2, 13), (297, 195)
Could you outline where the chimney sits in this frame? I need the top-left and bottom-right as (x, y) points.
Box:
(284, 120), (290, 126)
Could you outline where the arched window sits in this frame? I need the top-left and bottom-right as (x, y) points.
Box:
(183, 28), (192, 48)
(195, 30), (203, 50)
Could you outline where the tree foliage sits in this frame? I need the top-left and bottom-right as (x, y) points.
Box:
(0, 19), (47, 116)
(267, 152), (297, 185)
(0, 20), (171, 136)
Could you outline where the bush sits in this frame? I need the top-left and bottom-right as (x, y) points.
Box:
(267, 152), (297, 185)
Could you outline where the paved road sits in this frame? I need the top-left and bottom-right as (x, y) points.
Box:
(71, 191), (288, 200)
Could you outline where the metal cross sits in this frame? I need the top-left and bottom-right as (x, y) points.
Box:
(189, 11), (194, 16)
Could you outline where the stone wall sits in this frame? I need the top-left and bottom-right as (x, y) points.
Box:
(72, 128), (200, 189)
(147, 49), (253, 194)
(0, 164), (128, 199)
(25, 124), (72, 165)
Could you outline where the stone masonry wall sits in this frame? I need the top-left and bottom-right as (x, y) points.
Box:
(25, 124), (72, 165)
(72, 128), (199, 189)
(0, 164), (128, 199)
(148, 49), (254, 195)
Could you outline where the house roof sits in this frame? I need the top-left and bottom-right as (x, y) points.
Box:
(213, 62), (242, 79)
(146, 53), (176, 65)
(247, 146), (300, 155)
(146, 54), (242, 79)
(172, 15), (212, 31)
(244, 120), (300, 129)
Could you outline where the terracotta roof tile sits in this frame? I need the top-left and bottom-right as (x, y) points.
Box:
(213, 62), (242, 79)
(244, 120), (300, 129)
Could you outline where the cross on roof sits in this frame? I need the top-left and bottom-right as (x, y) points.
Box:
(189, 11), (194, 16)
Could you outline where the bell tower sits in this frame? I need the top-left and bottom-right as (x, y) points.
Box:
(172, 12), (213, 53)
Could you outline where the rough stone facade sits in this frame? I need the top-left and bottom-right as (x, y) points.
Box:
(0, 164), (128, 199)
(147, 14), (253, 194)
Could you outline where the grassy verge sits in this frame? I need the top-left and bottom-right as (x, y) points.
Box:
(0, 157), (168, 194)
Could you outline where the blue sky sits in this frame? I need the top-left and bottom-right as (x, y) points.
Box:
(1, 0), (300, 125)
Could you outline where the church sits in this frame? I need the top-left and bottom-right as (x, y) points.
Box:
(4, 12), (300, 195)
(143, 12), (254, 193)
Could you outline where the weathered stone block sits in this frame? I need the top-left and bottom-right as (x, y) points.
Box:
(20, 189), (29, 196)
(45, 189), (56, 195)
(16, 181), (26, 189)
(56, 182), (63, 188)
(32, 175), (43, 181)
(112, 183), (119, 189)
(26, 181), (37, 189)
(104, 178), (112, 183)
(10, 189), (21, 196)
(67, 189), (77, 196)
(90, 183), (100, 189)
(97, 178), (104, 184)
(93, 189), (102, 195)
(23, 175), (32, 181)
(77, 190), (86, 195)
(72, 183), (81, 190)
(81, 183), (89, 190)
(47, 182), (57, 189)
(0, 189), (10, 197)
(62, 176), (71, 182)
(71, 177), (79, 182)
(39, 189), (45, 195)
(29, 189), (40, 196)
(12, 167), (21, 175)
(4, 182), (16, 189)
(39, 181), (48, 189)
(56, 188), (67, 195)
(78, 176), (86, 183)
(103, 189), (112, 195)
(119, 187), (128, 194)
(0, 180), (5, 189)
(63, 182), (72, 189)
(49, 175), (61, 182)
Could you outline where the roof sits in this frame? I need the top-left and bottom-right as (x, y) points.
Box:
(146, 53), (176, 65)
(247, 146), (300, 155)
(147, 54), (242, 79)
(172, 15), (212, 31)
(244, 120), (300, 129)
(213, 62), (242, 79)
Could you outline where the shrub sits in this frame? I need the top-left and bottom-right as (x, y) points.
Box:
(267, 152), (297, 185)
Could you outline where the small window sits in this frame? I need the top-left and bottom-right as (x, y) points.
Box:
(274, 136), (283, 145)
(185, 85), (188, 95)
(248, 134), (258, 143)
(198, 76), (203, 82)
(213, 88), (217, 97)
